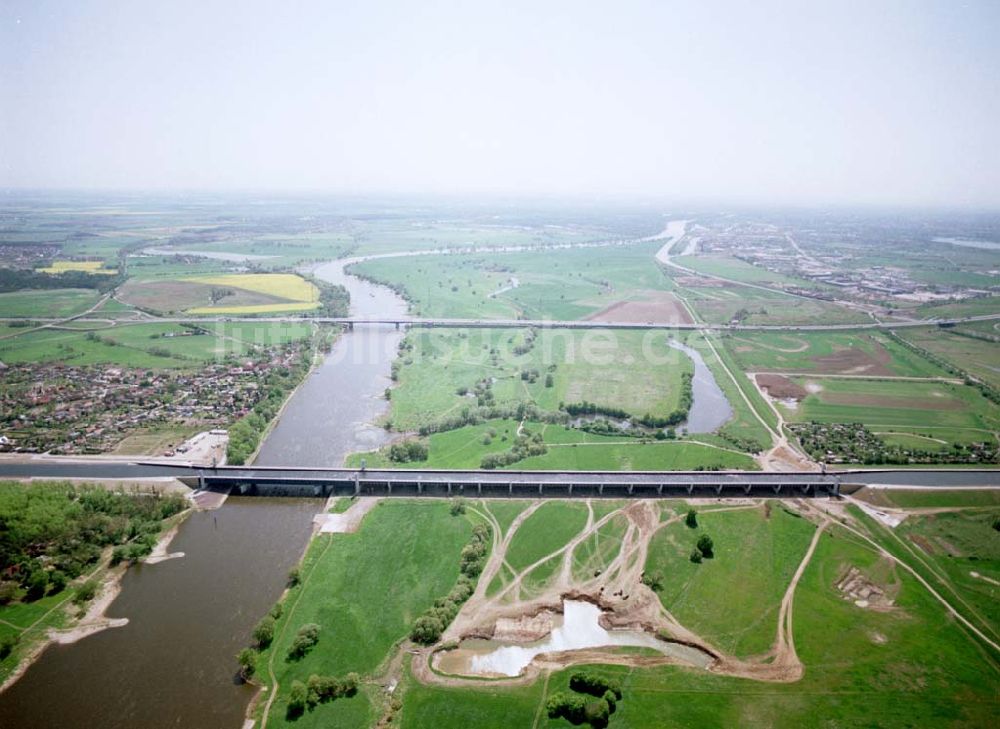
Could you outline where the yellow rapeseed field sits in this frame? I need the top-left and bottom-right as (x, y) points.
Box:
(39, 260), (117, 274)
(182, 273), (321, 314)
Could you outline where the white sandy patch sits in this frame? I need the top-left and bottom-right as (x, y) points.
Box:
(854, 500), (906, 528)
(142, 522), (185, 564)
(314, 497), (380, 533)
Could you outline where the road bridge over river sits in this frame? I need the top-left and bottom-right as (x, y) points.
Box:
(1, 460), (998, 498)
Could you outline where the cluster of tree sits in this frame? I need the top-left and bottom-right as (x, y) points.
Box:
(410, 524), (490, 645)
(416, 403), (568, 437)
(226, 344), (312, 465)
(546, 671), (624, 728)
(286, 672), (359, 718)
(563, 401), (630, 419)
(480, 431), (547, 469)
(791, 422), (998, 465)
(0, 267), (122, 293)
(236, 601), (284, 681)
(0, 482), (184, 604)
(512, 328), (538, 356)
(716, 430), (766, 455)
(287, 623), (321, 660)
(388, 439), (429, 463)
(520, 368), (540, 383)
(314, 279), (350, 318)
(690, 534), (714, 563)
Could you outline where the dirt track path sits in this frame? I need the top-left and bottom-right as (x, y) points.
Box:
(773, 520), (827, 674)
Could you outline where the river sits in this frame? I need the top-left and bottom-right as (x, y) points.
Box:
(0, 498), (320, 729)
(253, 257), (407, 467)
(0, 257), (410, 727)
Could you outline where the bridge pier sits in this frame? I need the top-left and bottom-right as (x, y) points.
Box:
(447, 482), (452, 495)
(198, 473), (205, 490)
(773, 484), (782, 495)
(628, 484), (633, 495)
(417, 482), (423, 494)
(538, 483), (543, 495)
(599, 484), (603, 495)
(509, 483), (513, 495)
(716, 484), (723, 495)
(568, 484), (573, 495)
(744, 484), (752, 495)
(477, 482), (482, 495)
(395, 322), (400, 330)
(387, 482), (392, 495)
(657, 484), (663, 495)
(354, 475), (360, 495)
(687, 484), (694, 494)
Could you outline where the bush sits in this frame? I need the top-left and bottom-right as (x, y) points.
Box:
(286, 679), (308, 718)
(569, 671), (623, 700)
(74, 578), (100, 604)
(411, 615), (445, 645)
(388, 439), (429, 463)
(0, 634), (17, 660)
(689, 549), (702, 564)
(49, 570), (68, 594)
(253, 615), (276, 648)
(237, 648), (256, 680)
(287, 623), (320, 660)
(304, 672), (359, 708)
(685, 509), (697, 528)
(640, 570), (664, 592)
(696, 534), (714, 558)
(287, 567), (301, 587)
(0, 582), (17, 606)
(25, 570), (49, 600)
(449, 498), (467, 516)
(269, 601), (284, 620)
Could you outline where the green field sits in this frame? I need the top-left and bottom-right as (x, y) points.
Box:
(900, 326), (1000, 390)
(0, 321), (316, 368)
(724, 329), (950, 377)
(352, 241), (676, 320)
(674, 279), (868, 326)
(254, 500), (479, 728)
(504, 501), (589, 573)
(347, 419), (757, 471)
(783, 377), (999, 439)
(0, 288), (102, 318)
(385, 328), (693, 432)
(645, 504), (816, 656)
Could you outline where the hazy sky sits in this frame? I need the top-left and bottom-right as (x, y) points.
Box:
(1, 0), (998, 206)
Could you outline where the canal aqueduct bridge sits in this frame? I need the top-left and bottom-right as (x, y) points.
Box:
(188, 468), (845, 498)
